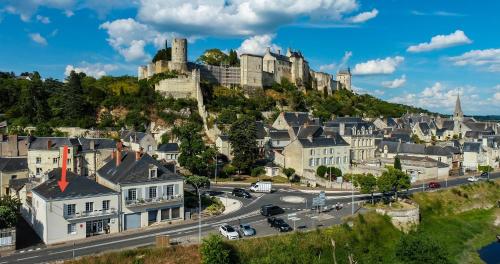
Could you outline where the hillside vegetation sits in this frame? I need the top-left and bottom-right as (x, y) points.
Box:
(65, 180), (499, 264)
(1, 71), (432, 136)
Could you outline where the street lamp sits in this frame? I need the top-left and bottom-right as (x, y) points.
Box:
(214, 157), (218, 184)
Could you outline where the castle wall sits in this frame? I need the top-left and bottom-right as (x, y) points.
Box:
(155, 72), (198, 100)
(240, 54), (263, 88)
(171, 39), (188, 73)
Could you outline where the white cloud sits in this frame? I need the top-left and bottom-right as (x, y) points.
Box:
(319, 51), (352, 73)
(407, 30), (472, 53)
(448, 48), (500, 72)
(99, 18), (173, 61)
(382, 75), (406, 88)
(411, 10), (465, 17)
(389, 82), (479, 113)
(494, 92), (500, 101)
(137, 0), (360, 38)
(348, 8), (378, 23)
(64, 62), (118, 78)
(29, 33), (47, 45)
(352, 56), (404, 75)
(36, 14), (51, 24)
(236, 34), (281, 55)
(3, 0), (75, 21)
(352, 85), (384, 96)
(64, 10), (74, 17)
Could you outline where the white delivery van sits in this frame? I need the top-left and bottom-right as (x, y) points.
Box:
(249, 181), (272, 193)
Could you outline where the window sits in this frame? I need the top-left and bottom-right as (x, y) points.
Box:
(67, 223), (76, 234)
(323, 149), (328, 155)
(128, 189), (137, 201)
(329, 148), (334, 154)
(36, 157), (41, 164)
(85, 202), (93, 212)
(344, 156), (348, 163)
(149, 187), (157, 199)
(36, 168), (42, 176)
(161, 208), (170, 221)
(309, 158), (314, 166)
(310, 149), (314, 155)
(53, 158), (58, 164)
(149, 169), (157, 178)
(167, 185), (174, 197)
(66, 204), (76, 216)
(336, 157), (341, 164)
(315, 158), (320, 166)
(323, 157), (328, 165)
(102, 200), (110, 211)
(67, 158), (71, 164)
(171, 207), (180, 219)
(148, 145), (153, 152)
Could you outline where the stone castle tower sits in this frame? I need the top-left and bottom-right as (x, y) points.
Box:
(336, 68), (352, 90)
(170, 38), (188, 73)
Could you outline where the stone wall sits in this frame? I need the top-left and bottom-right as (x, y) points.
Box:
(376, 204), (420, 232)
(155, 71), (198, 100)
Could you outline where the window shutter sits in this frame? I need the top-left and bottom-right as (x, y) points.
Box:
(137, 188), (142, 200)
(174, 184), (179, 195)
(162, 185), (167, 197)
(124, 189), (129, 200)
(63, 203), (67, 216)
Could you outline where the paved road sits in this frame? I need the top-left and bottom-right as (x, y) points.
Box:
(1, 172), (498, 264)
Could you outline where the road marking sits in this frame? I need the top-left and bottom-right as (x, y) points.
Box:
(17, 255), (39, 261)
(20, 250), (25, 253)
(28, 249), (33, 251)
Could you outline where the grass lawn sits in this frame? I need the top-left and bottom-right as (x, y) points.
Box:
(214, 175), (290, 184)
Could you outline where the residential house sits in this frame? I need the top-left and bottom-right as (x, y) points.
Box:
(96, 151), (184, 230)
(463, 142), (487, 171)
(27, 137), (79, 178)
(77, 138), (116, 177)
(156, 143), (180, 163)
(215, 135), (232, 160)
(120, 130), (157, 155)
(275, 125), (350, 178)
(272, 112), (318, 131)
(0, 157), (28, 196)
(374, 155), (450, 180)
(0, 134), (28, 157)
(27, 169), (119, 245)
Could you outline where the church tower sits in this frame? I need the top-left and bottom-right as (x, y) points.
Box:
(453, 93), (464, 136)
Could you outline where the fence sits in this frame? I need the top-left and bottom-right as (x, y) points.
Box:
(0, 228), (15, 252)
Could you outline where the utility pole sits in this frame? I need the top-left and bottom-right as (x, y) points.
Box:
(198, 188), (202, 243)
(214, 157), (218, 184)
(351, 180), (354, 215)
(329, 167), (332, 188)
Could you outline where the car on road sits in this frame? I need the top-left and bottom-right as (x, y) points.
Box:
(260, 204), (284, 216)
(238, 224), (256, 236)
(427, 181), (441, 189)
(202, 190), (223, 197)
(219, 224), (239, 240)
(232, 188), (252, 198)
(267, 217), (293, 232)
(480, 172), (489, 177)
(467, 176), (479, 182)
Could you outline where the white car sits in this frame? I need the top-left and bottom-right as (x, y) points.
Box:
(467, 176), (479, 182)
(219, 224), (239, 240)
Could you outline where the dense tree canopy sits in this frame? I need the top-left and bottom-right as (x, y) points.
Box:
(228, 115), (258, 173)
(377, 167), (411, 200)
(175, 122), (216, 176)
(197, 49), (240, 66)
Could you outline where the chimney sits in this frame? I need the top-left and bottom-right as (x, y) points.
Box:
(135, 151), (142, 161)
(339, 123), (345, 136)
(116, 142), (123, 167)
(47, 140), (52, 150)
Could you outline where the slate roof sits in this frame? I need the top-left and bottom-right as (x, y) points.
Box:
(297, 125), (324, 139)
(442, 120), (455, 130)
(157, 143), (179, 153)
(255, 121), (266, 139)
(32, 168), (117, 200)
(78, 138), (116, 151)
(9, 178), (30, 192)
(463, 142), (482, 153)
(269, 130), (290, 140)
(297, 134), (349, 148)
(98, 152), (183, 185)
(0, 157), (28, 172)
(436, 128), (447, 136)
(268, 51), (290, 62)
(378, 141), (454, 156)
(282, 112), (311, 127)
(397, 155), (449, 168)
(418, 122), (431, 135)
(120, 131), (150, 143)
(326, 117), (364, 124)
(28, 137), (79, 150)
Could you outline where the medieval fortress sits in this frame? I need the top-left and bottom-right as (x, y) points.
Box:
(138, 38), (352, 100)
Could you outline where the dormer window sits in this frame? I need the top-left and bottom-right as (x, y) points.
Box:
(149, 168), (157, 179)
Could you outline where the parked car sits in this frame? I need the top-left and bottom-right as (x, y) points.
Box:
(467, 176), (479, 182)
(219, 224), (239, 240)
(260, 204), (284, 216)
(232, 188), (252, 198)
(268, 217), (292, 232)
(427, 181), (441, 189)
(238, 224), (256, 236)
(480, 172), (489, 177)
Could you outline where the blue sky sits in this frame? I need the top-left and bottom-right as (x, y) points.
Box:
(0, 0), (499, 115)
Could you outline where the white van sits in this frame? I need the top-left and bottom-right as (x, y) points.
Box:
(249, 181), (272, 193)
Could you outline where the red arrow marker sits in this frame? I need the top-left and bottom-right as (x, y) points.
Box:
(58, 145), (69, 192)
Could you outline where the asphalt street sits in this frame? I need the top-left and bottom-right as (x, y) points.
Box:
(1, 172), (498, 264)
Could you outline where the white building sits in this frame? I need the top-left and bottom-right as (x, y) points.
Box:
(96, 151), (184, 231)
(26, 169), (119, 245)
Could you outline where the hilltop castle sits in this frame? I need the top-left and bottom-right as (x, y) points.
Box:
(138, 38), (351, 99)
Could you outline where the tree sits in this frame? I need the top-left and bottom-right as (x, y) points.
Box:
(160, 132), (170, 145)
(152, 47), (172, 62)
(185, 175), (210, 197)
(396, 232), (451, 264)
(197, 49), (229, 66)
(316, 165), (328, 177)
(377, 167), (411, 201)
(228, 115), (258, 173)
(227, 49), (240, 66)
(282, 168), (295, 180)
(0, 196), (21, 229)
(200, 234), (231, 264)
(176, 122), (216, 176)
(357, 174), (377, 204)
(394, 156), (402, 170)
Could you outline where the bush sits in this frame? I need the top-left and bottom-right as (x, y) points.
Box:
(316, 165), (327, 177)
(222, 164), (237, 177)
(396, 232), (451, 264)
(205, 197), (225, 216)
(250, 166), (265, 177)
(200, 234), (231, 264)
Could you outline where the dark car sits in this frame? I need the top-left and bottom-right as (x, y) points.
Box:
(427, 182), (441, 189)
(268, 217), (292, 232)
(232, 188), (252, 198)
(260, 204), (284, 216)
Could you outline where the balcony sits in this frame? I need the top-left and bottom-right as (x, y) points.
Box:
(125, 195), (183, 208)
(65, 208), (118, 221)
